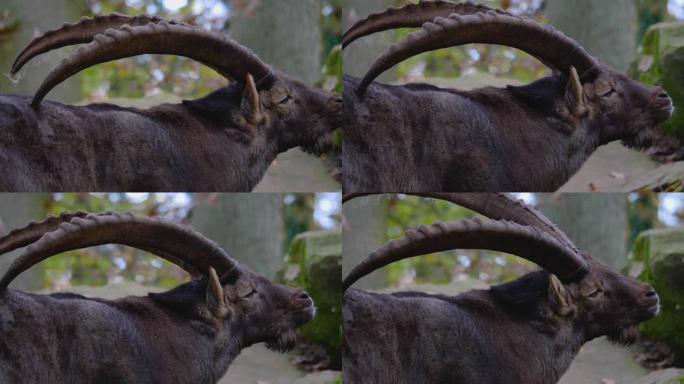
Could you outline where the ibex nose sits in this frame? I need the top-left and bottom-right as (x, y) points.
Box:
(644, 288), (657, 298)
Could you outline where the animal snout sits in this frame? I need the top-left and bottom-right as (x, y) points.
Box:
(653, 87), (672, 104)
(639, 286), (659, 309)
(293, 290), (313, 305)
(298, 292), (311, 301)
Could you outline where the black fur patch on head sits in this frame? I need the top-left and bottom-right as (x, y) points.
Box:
(490, 270), (549, 313)
(182, 85), (243, 123)
(149, 278), (207, 315)
(507, 75), (565, 108)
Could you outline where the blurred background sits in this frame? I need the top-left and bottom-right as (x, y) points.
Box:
(0, 193), (342, 384)
(344, 0), (684, 193)
(0, 0), (343, 192)
(343, 193), (684, 384)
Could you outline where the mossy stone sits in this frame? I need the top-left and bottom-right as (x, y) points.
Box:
(630, 21), (684, 139)
(632, 228), (684, 362)
(278, 230), (342, 368)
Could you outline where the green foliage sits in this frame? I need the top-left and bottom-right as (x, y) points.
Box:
(283, 194), (317, 252)
(41, 193), (191, 289)
(326, 373), (342, 384)
(79, 0), (339, 102)
(383, 196), (536, 287)
(628, 193), (660, 246)
(392, 0), (549, 85)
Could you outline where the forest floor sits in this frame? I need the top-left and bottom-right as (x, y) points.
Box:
(254, 149), (340, 192)
(560, 142), (659, 192)
(46, 283), (339, 384)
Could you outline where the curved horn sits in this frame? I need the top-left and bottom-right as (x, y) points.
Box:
(342, 218), (588, 290)
(0, 211), (202, 278)
(0, 212), (240, 291)
(31, 21), (275, 107)
(0, 211), (91, 256)
(357, 11), (599, 95)
(11, 13), (188, 77)
(343, 1), (508, 48)
(343, 193), (579, 254)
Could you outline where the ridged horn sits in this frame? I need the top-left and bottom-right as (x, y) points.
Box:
(342, 218), (588, 290)
(11, 13), (188, 76)
(31, 21), (275, 107)
(343, 1), (508, 48)
(0, 211), (91, 256)
(0, 212), (240, 291)
(343, 193), (579, 254)
(0, 211), (202, 278)
(357, 11), (599, 94)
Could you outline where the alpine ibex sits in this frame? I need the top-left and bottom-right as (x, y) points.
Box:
(0, 13), (341, 191)
(342, 193), (660, 384)
(342, 1), (673, 192)
(0, 212), (315, 383)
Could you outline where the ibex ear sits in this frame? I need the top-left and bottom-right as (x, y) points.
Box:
(241, 73), (264, 127)
(565, 66), (586, 116)
(548, 274), (575, 317)
(206, 267), (229, 319)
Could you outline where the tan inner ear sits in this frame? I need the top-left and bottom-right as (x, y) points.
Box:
(565, 66), (587, 116)
(207, 267), (229, 319)
(240, 72), (264, 126)
(549, 274), (574, 317)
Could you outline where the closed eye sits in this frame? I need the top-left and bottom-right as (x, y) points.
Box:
(587, 289), (602, 298)
(245, 289), (258, 298)
(277, 95), (293, 104)
(601, 88), (616, 97)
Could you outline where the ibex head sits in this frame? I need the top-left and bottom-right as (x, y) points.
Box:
(0, 212), (315, 351)
(11, 13), (341, 155)
(342, 193), (659, 345)
(344, 1), (673, 148)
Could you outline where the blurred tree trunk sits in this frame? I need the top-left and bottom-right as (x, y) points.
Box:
(0, 0), (82, 101)
(0, 194), (44, 292)
(537, 194), (629, 270)
(230, 0), (322, 84)
(545, 0), (637, 71)
(343, 0), (395, 81)
(190, 194), (285, 279)
(343, 196), (388, 289)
